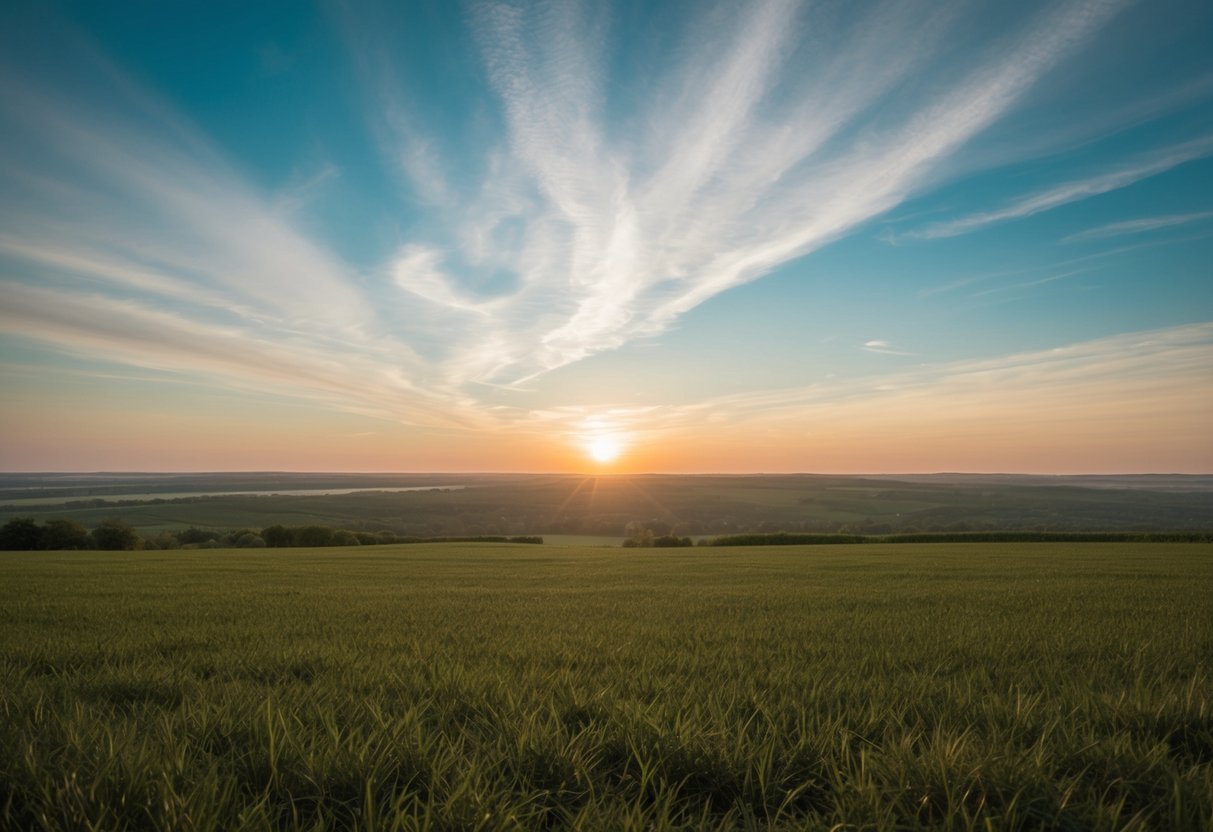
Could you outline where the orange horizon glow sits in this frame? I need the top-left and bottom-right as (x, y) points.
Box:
(2, 396), (1210, 475)
(3, 7), (1212, 481)
(2, 323), (1211, 475)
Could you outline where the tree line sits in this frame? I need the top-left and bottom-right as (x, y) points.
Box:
(700, 531), (1213, 546)
(5, 515), (1208, 552)
(0, 517), (543, 551)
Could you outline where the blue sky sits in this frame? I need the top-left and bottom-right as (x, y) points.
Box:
(1, 0), (1211, 472)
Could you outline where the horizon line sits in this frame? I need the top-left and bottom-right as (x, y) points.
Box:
(2, 470), (1209, 478)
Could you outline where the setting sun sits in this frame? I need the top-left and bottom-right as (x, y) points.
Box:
(587, 436), (622, 464)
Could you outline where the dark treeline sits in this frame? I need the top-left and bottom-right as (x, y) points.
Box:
(0, 517), (543, 551)
(5, 517), (1209, 552)
(702, 531), (1213, 546)
(5, 475), (1213, 540)
(622, 534), (694, 548)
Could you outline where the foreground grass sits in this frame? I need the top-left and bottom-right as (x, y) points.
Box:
(1, 543), (1209, 830)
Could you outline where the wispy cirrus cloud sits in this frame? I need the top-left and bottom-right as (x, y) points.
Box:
(344, 0), (1132, 386)
(903, 133), (1213, 240)
(0, 282), (476, 429)
(6, 0), (1191, 452)
(970, 268), (1091, 298)
(863, 340), (914, 356)
(0, 26), (484, 426)
(920, 229), (1213, 299)
(0, 80), (373, 333)
(507, 322), (1213, 458)
(1063, 210), (1213, 242)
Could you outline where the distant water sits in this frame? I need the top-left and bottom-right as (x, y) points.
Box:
(0, 485), (467, 507)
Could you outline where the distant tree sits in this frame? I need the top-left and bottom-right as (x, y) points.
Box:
(330, 530), (360, 546)
(91, 519), (142, 551)
(623, 522), (654, 547)
(234, 532), (266, 548)
(260, 525), (292, 547)
(294, 525), (335, 547)
(150, 531), (181, 550)
(39, 519), (90, 550)
(222, 528), (260, 546)
(0, 518), (42, 550)
(177, 527), (219, 545)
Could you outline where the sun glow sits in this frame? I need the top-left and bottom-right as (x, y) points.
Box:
(586, 436), (622, 464)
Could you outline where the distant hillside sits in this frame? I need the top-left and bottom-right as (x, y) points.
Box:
(876, 473), (1213, 492)
(1, 473), (1210, 537)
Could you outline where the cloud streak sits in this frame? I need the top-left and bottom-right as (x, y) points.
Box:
(1063, 210), (1213, 242)
(863, 340), (914, 356)
(504, 322), (1213, 458)
(346, 0), (1131, 384)
(905, 133), (1213, 240)
(0, 79), (373, 333)
(9, 0), (1208, 470)
(0, 283), (470, 428)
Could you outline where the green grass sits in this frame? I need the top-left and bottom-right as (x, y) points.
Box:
(539, 534), (627, 547)
(1, 543), (1210, 830)
(5, 474), (1212, 538)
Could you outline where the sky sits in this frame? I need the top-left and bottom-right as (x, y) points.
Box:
(1, 0), (1211, 474)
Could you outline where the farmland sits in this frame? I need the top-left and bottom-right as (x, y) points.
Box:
(3, 472), (1211, 541)
(2, 542), (1210, 830)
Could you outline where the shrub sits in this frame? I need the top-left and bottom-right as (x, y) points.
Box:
(40, 519), (91, 550)
(177, 527), (219, 545)
(0, 518), (41, 550)
(260, 525), (292, 547)
(150, 532), (181, 550)
(293, 525), (335, 547)
(91, 519), (142, 551)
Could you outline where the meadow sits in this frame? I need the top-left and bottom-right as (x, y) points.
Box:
(3, 473), (1212, 540)
(1, 543), (1210, 830)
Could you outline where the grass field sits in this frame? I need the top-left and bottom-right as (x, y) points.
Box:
(1, 543), (1210, 830)
(5, 474), (1212, 539)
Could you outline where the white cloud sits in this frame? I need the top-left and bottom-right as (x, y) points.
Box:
(495, 322), (1213, 450)
(0, 74), (372, 333)
(6, 0), (1182, 437)
(341, 0), (1133, 385)
(906, 133), (1213, 240)
(970, 268), (1091, 298)
(0, 282), (473, 428)
(1063, 210), (1213, 242)
(392, 245), (491, 314)
(863, 340), (914, 355)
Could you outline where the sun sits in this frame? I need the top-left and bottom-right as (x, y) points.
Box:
(586, 436), (621, 464)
